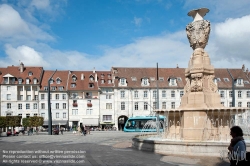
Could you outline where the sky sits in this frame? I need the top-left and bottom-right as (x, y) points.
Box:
(0, 0), (250, 71)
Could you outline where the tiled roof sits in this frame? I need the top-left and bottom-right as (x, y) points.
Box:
(111, 67), (186, 89)
(97, 71), (114, 87)
(40, 70), (69, 91)
(0, 65), (43, 85)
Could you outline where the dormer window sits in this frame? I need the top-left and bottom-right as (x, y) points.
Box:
(131, 77), (137, 81)
(101, 74), (104, 78)
(26, 78), (30, 84)
(177, 77), (182, 81)
(44, 86), (48, 91)
(18, 78), (22, 84)
(71, 83), (76, 88)
(150, 77), (155, 81)
(50, 79), (53, 84)
(121, 78), (125, 85)
(58, 86), (64, 91)
(171, 79), (175, 85)
(159, 77), (164, 81)
(217, 78), (221, 82)
(89, 76), (94, 81)
(108, 80), (111, 84)
(33, 78), (37, 84)
(56, 78), (61, 84)
(28, 72), (33, 76)
(11, 78), (15, 84)
(51, 86), (56, 91)
(72, 76), (77, 82)
(89, 83), (94, 88)
(223, 78), (229, 82)
(101, 79), (104, 84)
(4, 78), (8, 84)
(237, 79), (243, 85)
(143, 78), (148, 85)
(108, 74), (111, 78)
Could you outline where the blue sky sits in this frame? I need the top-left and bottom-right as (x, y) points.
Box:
(0, 0), (250, 70)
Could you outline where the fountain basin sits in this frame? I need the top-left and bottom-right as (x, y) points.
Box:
(132, 135), (250, 157)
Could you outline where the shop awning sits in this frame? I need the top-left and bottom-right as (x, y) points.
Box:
(43, 120), (68, 126)
(81, 118), (99, 126)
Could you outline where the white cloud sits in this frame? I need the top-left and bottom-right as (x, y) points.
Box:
(30, 0), (50, 10)
(0, 4), (54, 43)
(133, 17), (143, 27)
(4, 44), (50, 68)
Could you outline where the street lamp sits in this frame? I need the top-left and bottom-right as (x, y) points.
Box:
(48, 70), (57, 135)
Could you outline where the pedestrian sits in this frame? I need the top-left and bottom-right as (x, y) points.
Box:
(60, 127), (64, 135)
(80, 124), (85, 136)
(228, 126), (247, 166)
(77, 126), (81, 135)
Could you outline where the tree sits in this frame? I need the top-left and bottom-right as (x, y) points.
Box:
(0, 117), (6, 128)
(22, 118), (30, 127)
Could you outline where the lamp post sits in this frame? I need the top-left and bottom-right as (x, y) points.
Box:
(48, 70), (57, 135)
(156, 63), (160, 135)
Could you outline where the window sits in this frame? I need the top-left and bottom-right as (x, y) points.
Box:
(221, 102), (224, 106)
(56, 94), (59, 100)
(86, 109), (92, 115)
(35, 95), (38, 100)
(33, 79), (37, 84)
(101, 79), (104, 84)
(18, 78), (22, 84)
(11, 78), (15, 83)
(19, 87), (23, 91)
(171, 91), (175, 98)
(56, 103), (59, 109)
(41, 103), (45, 109)
(50, 79), (53, 84)
(71, 83), (76, 88)
(159, 77), (164, 81)
(223, 78), (229, 82)
(171, 102), (175, 109)
(34, 113), (37, 116)
(229, 102), (232, 107)
(238, 102), (242, 107)
(27, 95), (31, 101)
(33, 103), (37, 109)
(7, 103), (11, 109)
(6, 113), (11, 116)
(19, 95), (23, 100)
(162, 102), (166, 109)
(153, 102), (157, 109)
(4, 77), (8, 84)
(237, 79), (242, 85)
(63, 103), (66, 109)
(18, 114), (22, 117)
(63, 113), (66, 118)
(44, 86), (48, 91)
(26, 87), (31, 91)
(26, 104), (30, 109)
(180, 91), (184, 97)
(62, 94), (66, 99)
(18, 104), (22, 109)
(121, 78), (125, 85)
(135, 102), (138, 110)
(89, 76), (94, 81)
(238, 91), (242, 98)
(143, 78), (148, 85)
(153, 91), (157, 98)
(58, 86), (64, 91)
(7, 86), (10, 90)
(229, 91), (232, 98)
(220, 91), (225, 98)
(121, 102), (125, 110)
(51, 86), (56, 91)
(103, 115), (112, 121)
(143, 91), (148, 98)
(108, 80), (111, 84)
(89, 83), (94, 88)
(26, 78), (29, 84)
(247, 91), (250, 98)
(72, 109), (78, 115)
(34, 87), (38, 91)
(120, 91), (125, 98)
(170, 79), (175, 85)
(150, 77), (155, 81)
(7, 94), (11, 100)
(144, 102), (148, 110)
(106, 95), (111, 99)
(56, 78), (61, 84)
(106, 103), (112, 109)
(28, 72), (33, 76)
(162, 91), (166, 98)
(132, 77), (137, 81)
(247, 102), (250, 108)
(56, 113), (59, 118)
(26, 114), (30, 118)
(134, 91), (138, 98)
(41, 113), (45, 118)
(41, 94), (45, 100)
(177, 77), (182, 81)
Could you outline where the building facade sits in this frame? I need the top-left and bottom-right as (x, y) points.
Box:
(0, 63), (249, 130)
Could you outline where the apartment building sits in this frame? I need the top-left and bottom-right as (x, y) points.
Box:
(0, 63), (249, 130)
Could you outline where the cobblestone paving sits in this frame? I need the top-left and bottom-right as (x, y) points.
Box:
(0, 131), (230, 166)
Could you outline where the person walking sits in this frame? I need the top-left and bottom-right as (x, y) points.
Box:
(77, 126), (81, 135)
(228, 126), (247, 166)
(60, 127), (64, 135)
(80, 124), (85, 136)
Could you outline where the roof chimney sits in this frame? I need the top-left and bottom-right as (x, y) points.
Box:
(93, 67), (95, 73)
(81, 74), (84, 80)
(242, 64), (245, 72)
(20, 62), (24, 73)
